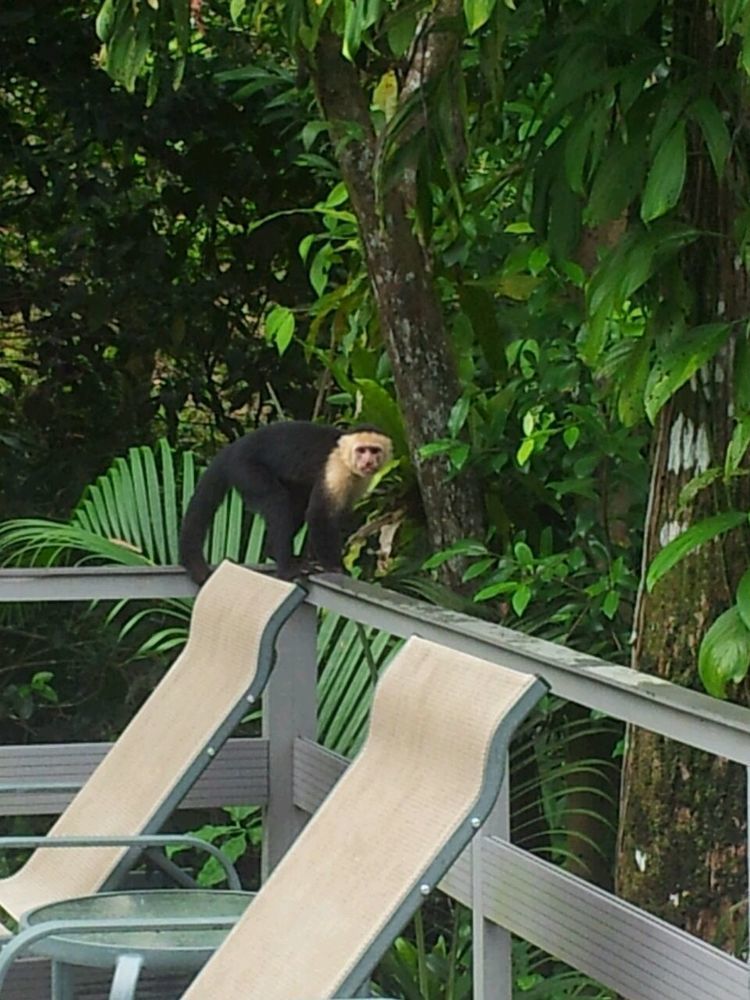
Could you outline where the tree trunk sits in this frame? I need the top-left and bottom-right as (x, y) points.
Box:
(617, 1), (749, 948)
(617, 382), (749, 945)
(308, 16), (486, 589)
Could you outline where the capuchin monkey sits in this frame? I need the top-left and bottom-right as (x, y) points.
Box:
(179, 421), (393, 584)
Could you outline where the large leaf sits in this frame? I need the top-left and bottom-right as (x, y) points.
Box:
(586, 134), (647, 226)
(646, 511), (748, 592)
(698, 606), (750, 698)
(616, 334), (652, 426)
(644, 322), (731, 422)
(689, 97), (732, 180)
(725, 415), (750, 476)
(641, 121), (687, 222)
(464, 0), (498, 34)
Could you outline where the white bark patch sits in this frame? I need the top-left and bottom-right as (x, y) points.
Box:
(667, 413), (686, 472)
(694, 425), (710, 472)
(659, 520), (687, 547)
(667, 413), (711, 474)
(659, 521), (687, 548)
(717, 297), (726, 316)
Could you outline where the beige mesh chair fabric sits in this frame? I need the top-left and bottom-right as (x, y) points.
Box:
(0, 561), (303, 926)
(184, 636), (547, 1000)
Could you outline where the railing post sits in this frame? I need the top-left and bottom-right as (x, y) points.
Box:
(472, 753), (512, 1000)
(261, 601), (318, 881)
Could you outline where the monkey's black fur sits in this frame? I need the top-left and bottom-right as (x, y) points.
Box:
(179, 421), (386, 584)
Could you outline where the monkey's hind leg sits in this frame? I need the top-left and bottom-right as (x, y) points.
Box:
(229, 463), (306, 579)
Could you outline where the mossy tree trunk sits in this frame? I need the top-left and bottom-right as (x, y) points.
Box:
(617, 1), (749, 948)
(617, 379), (749, 945)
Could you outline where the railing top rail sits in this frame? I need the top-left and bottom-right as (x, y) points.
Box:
(1, 565), (748, 765)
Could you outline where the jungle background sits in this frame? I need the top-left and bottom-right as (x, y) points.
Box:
(1, 0), (749, 995)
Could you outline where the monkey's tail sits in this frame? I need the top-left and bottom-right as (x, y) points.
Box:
(179, 461), (228, 585)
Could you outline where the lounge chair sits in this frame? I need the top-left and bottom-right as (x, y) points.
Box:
(0, 635), (547, 999)
(0, 561), (304, 930)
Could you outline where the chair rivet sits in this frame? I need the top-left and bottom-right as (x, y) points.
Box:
(419, 884), (430, 896)
(471, 817), (481, 829)
(206, 746), (216, 757)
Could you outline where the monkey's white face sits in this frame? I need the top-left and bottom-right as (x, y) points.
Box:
(345, 432), (393, 478)
(325, 431), (393, 509)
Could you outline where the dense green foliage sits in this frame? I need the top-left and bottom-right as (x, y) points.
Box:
(1, 0), (325, 516)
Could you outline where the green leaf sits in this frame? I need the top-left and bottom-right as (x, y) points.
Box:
(229, 0), (246, 22)
(473, 580), (518, 601)
(564, 113), (594, 195)
(689, 97), (732, 180)
(563, 426), (580, 449)
(736, 568), (750, 632)
(677, 467), (722, 509)
(641, 121), (687, 222)
(448, 395), (471, 437)
(461, 557), (495, 582)
(309, 245), (332, 296)
(372, 70), (398, 121)
(342, 0), (365, 60)
(512, 583), (532, 616)
(517, 438), (534, 465)
(301, 120), (329, 151)
(386, 7), (417, 57)
(458, 286), (505, 375)
(698, 606), (750, 698)
(621, 0), (659, 34)
(644, 322), (731, 422)
(325, 182), (349, 208)
(464, 0), (497, 34)
(161, 440), (179, 563)
(585, 135), (646, 227)
(725, 415), (750, 475)
(646, 511), (747, 591)
(548, 176), (581, 264)
(96, 0), (115, 41)
(265, 305), (295, 355)
(513, 541), (533, 566)
(171, 0), (190, 54)
(602, 590), (620, 619)
(449, 442), (470, 470)
(616, 333), (652, 426)
(648, 81), (693, 154)
(423, 540), (489, 570)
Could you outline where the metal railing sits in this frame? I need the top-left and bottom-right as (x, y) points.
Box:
(0, 565), (748, 1000)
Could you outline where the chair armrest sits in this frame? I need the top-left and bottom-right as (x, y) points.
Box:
(0, 834), (241, 890)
